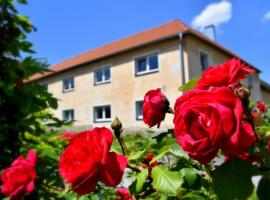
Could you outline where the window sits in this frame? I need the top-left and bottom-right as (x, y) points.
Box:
(63, 77), (74, 92)
(94, 66), (111, 84)
(247, 74), (253, 88)
(62, 109), (74, 121)
(135, 53), (159, 75)
(94, 105), (111, 122)
(200, 51), (209, 71)
(135, 101), (143, 120)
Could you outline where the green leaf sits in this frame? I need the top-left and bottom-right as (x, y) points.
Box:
(169, 143), (189, 158)
(150, 147), (169, 164)
(136, 168), (148, 193)
(152, 166), (183, 196)
(128, 149), (146, 161)
(178, 78), (199, 92)
(181, 193), (207, 200)
(257, 176), (270, 200)
(213, 158), (256, 200)
(179, 168), (198, 187)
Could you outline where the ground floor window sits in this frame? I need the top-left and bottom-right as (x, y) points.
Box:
(62, 109), (74, 121)
(94, 105), (111, 122)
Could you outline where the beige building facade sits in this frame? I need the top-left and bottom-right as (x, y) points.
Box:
(32, 20), (265, 128)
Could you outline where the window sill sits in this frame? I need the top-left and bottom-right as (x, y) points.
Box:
(94, 119), (112, 123)
(94, 80), (111, 86)
(136, 116), (143, 121)
(135, 69), (159, 76)
(63, 88), (75, 93)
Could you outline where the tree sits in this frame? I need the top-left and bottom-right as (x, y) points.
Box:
(0, 0), (62, 167)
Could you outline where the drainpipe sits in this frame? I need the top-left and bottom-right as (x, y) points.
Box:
(178, 32), (186, 86)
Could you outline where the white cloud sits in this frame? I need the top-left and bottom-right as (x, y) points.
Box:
(263, 10), (270, 22)
(192, 1), (232, 30)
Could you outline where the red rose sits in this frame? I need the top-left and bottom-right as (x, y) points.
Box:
(174, 87), (256, 164)
(257, 101), (267, 112)
(1, 150), (37, 200)
(143, 153), (158, 169)
(197, 58), (255, 89)
(115, 188), (133, 200)
(143, 88), (170, 128)
(59, 127), (128, 195)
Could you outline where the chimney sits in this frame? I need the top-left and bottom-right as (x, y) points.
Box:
(203, 25), (216, 41)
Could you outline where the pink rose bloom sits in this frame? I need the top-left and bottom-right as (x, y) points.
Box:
(1, 150), (37, 200)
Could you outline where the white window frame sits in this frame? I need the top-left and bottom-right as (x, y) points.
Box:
(93, 105), (112, 122)
(94, 65), (111, 85)
(63, 77), (74, 92)
(135, 100), (143, 120)
(62, 109), (74, 121)
(199, 49), (210, 71)
(134, 52), (159, 76)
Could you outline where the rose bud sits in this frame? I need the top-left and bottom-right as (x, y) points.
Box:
(257, 101), (267, 112)
(143, 88), (171, 128)
(111, 116), (122, 137)
(1, 150), (37, 200)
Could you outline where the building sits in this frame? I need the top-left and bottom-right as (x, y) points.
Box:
(30, 19), (263, 128)
(261, 80), (270, 104)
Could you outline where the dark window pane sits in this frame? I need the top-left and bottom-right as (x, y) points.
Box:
(104, 67), (110, 81)
(149, 55), (158, 70)
(95, 70), (103, 83)
(95, 107), (103, 119)
(63, 110), (74, 121)
(137, 58), (147, 73)
(200, 52), (209, 71)
(105, 106), (111, 119)
(136, 101), (143, 119)
(70, 78), (74, 88)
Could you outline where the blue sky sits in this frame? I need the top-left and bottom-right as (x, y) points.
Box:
(18, 0), (270, 82)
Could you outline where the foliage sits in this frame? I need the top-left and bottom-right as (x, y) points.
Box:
(0, 0), (65, 168)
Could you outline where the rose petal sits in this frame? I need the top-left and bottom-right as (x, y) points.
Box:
(101, 152), (128, 186)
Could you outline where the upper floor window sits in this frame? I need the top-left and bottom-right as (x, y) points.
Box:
(135, 53), (159, 75)
(135, 101), (143, 120)
(94, 105), (111, 122)
(94, 66), (111, 84)
(200, 51), (209, 71)
(63, 77), (74, 92)
(62, 109), (74, 121)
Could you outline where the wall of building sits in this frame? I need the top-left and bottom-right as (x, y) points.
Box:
(262, 88), (270, 105)
(39, 38), (183, 128)
(184, 34), (262, 100)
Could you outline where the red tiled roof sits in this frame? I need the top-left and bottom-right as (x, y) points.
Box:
(29, 19), (259, 81)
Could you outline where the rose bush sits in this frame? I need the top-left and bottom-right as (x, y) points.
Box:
(1, 150), (37, 200)
(59, 127), (128, 195)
